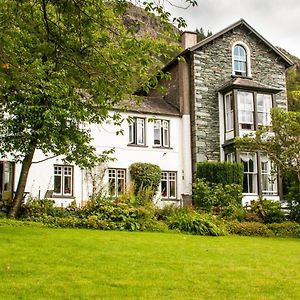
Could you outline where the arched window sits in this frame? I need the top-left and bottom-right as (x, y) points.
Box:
(233, 44), (247, 76)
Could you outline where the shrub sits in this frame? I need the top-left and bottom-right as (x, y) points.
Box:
(129, 162), (161, 194)
(165, 207), (225, 236)
(227, 221), (274, 237)
(251, 199), (286, 224)
(196, 161), (244, 186)
(267, 222), (300, 238)
(192, 179), (243, 216)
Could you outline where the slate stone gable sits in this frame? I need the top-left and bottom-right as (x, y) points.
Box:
(190, 24), (288, 165)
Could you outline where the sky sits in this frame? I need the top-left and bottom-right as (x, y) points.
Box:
(166, 0), (300, 58)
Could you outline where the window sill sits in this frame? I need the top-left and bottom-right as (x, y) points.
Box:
(51, 195), (75, 199)
(231, 74), (252, 80)
(161, 198), (180, 201)
(152, 146), (173, 150)
(127, 144), (148, 148)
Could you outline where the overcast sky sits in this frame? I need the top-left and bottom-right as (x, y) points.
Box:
(166, 0), (300, 58)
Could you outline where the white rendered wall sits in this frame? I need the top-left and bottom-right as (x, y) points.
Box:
(12, 111), (192, 208)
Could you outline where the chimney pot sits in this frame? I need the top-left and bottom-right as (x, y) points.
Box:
(181, 31), (198, 49)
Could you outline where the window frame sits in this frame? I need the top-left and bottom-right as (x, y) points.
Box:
(224, 92), (234, 132)
(240, 152), (258, 195)
(128, 117), (146, 146)
(260, 154), (278, 195)
(153, 119), (170, 148)
(108, 168), (126, 197)
(53, 165), (74, 197)
(232, 42), (251, 77)
(161, 171), (177, 199)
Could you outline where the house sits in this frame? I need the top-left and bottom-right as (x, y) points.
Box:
(0, 19), (294, 209)
(149, 19), (294, 205)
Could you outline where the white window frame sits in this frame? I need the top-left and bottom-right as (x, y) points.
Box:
(225, 92), (234, 132)
(260, 154), (278, 195)
(240, 152), (258, 194)
(53, 165), (73, 197)
(232, 42), (252, 77)
(226, 152), (236, 163)
(257, 93), (273, 126)
(237, 91), (254, 130)
(108, 168), (126, 197)
(154, 119), (170, 147)
(128, 117), (145, 145)
(161, 171), (177, 199)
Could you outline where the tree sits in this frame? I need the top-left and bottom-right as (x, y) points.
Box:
(236, 108), (300, 182)
(0, 0), (196, 217)
(195, 27), (212, 42)
(287, 65), (300, 112)
(236, 108), (300, 213)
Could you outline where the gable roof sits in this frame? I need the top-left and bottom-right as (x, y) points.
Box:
(164, 19), (294, 71)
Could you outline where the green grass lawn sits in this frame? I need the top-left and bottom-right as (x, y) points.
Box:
(0, 225), (299, 300)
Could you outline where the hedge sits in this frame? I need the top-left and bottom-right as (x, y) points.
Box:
(196, 161), (244, 185)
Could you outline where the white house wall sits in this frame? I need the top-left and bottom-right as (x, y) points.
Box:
(14, 111), (192, 208)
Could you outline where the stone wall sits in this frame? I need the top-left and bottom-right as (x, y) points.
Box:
(191, 24), (288, 165)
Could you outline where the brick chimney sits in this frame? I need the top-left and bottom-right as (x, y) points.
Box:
(181, 31), (198, 49)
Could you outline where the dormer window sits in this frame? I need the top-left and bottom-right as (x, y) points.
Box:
(233, 45), (247, 76)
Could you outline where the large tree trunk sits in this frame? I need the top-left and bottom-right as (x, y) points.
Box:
(8, 144), (36, 218)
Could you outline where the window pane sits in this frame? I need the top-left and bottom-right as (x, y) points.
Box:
(163, 121), (169, 147)
(257, 94), (272, 126)
(161, 180), (167, 197)
(109, 178), (116, 197)
(64, 176), (72, 194)
(136, 119), (144, 145)
(154, 120), (161, 145)
(54, 175), (61, 194)
(238, 92), (254, 130)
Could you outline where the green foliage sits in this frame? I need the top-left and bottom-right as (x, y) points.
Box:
(267, 222), (300, 238)
(251, 199), (286, 224)
(287, 66), (300, 112)
(192, 179), (243, 216)
(195, 27), (212, 42)
(236, 108), (300, 188)
(282, 170), (300, 222)
(163, 207), (225, 236)
(227, 221), (274, 237)
(129, 162), (161, 194)
(196, 161), (244, 186)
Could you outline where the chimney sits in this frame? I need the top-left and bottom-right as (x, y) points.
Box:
(181, 31), (198, 49)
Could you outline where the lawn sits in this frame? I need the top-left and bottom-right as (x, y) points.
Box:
(0, 225), (299, 300)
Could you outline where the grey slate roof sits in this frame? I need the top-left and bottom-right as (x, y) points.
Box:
(218, 77), (282, 93)
(114, 97), (181, 116)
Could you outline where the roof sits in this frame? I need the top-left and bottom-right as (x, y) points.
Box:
(218, 77), (282, 94)
(163, 19), (294, 71)
(114, 97), (181, 117)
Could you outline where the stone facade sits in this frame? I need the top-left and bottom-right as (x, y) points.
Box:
(190, 24), (288, 167)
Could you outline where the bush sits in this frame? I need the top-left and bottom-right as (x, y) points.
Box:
(164, 207), (225, 236)
(196, 161), (244, 186)
(227, 221), (274, 237)
(267, 222), (300, 238)
(193, 179), (243, 216)
(251, 199), (286, 224)
(129, 162), (161, 194)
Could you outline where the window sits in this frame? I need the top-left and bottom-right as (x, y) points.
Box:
(226, 152), (236, 163)
(233, 44), (247, 76)
(108, 168), (126, 197)
(129, 118), (145, 145)
(161, 171), (176, 199)
(54, 165), (73, 196)
(240, 152), (258, 194)
(0, 161), (14, 201)
(261, 154), (277, 195)
(225, 93), (234, 132)
(257, 94), (272, 126)
(154, 120), (170, 147)
(238, 91), (254, 130)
